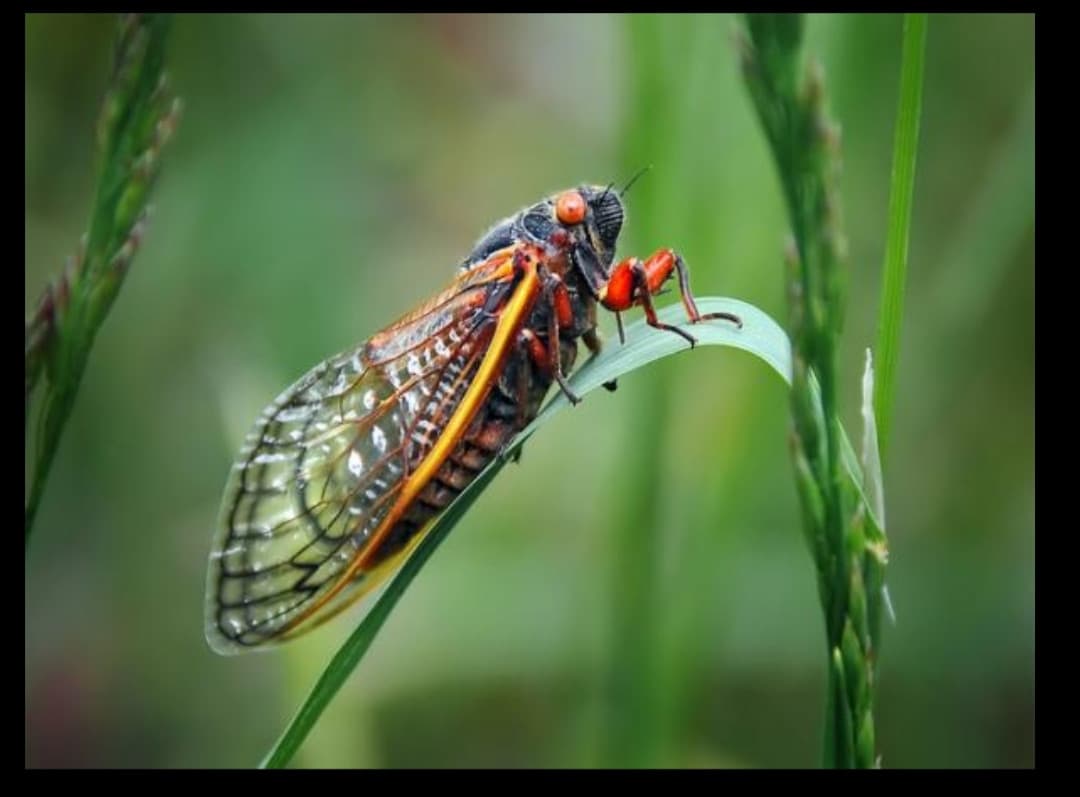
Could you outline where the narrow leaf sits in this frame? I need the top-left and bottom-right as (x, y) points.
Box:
(261, 297), (792, 768)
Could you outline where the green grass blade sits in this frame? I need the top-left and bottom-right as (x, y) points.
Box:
(260, 296), (792, 768)
(874, 13), (927, 462)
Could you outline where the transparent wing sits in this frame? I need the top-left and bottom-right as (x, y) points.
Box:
(205, 265), (510, 654)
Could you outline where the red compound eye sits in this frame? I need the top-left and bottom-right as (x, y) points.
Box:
(555, 191), (586, 225)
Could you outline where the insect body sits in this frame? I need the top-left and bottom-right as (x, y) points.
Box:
(205, 184), (740, 654)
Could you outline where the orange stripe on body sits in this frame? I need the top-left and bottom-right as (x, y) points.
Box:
(283, 250), (542, 632)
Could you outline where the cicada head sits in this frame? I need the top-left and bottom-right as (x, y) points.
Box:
(546, 184), (626, 301)
(548, 184), (624, 262)
(462, 183), (627, 301)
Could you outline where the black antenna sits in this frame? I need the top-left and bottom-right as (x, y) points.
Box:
(597, 180), (617, 205)
(620, 164), (653, 196)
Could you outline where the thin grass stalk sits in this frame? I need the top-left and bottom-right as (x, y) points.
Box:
(739, 13), (896, 768)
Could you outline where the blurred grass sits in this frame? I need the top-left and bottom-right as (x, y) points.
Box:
(600, 13), (683, 768)
(602, 15), (773, 766)
(25, 14), (1033, 768)
(25, 14), (179, 544)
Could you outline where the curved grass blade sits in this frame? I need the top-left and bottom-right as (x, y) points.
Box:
(261, 296), (792, 768)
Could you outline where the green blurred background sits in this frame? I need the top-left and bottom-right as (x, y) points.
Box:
(25, 14), (1034, 768)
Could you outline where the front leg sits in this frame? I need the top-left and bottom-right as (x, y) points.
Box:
(599, 248), (742, 348)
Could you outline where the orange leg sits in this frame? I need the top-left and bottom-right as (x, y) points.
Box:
(600, 248), (742, 348)
(521, 270), (582, 405)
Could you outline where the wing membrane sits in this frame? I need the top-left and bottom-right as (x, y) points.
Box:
(206, 259), (514, 654)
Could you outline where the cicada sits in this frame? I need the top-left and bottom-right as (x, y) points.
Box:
(205, 184), (741, 654)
